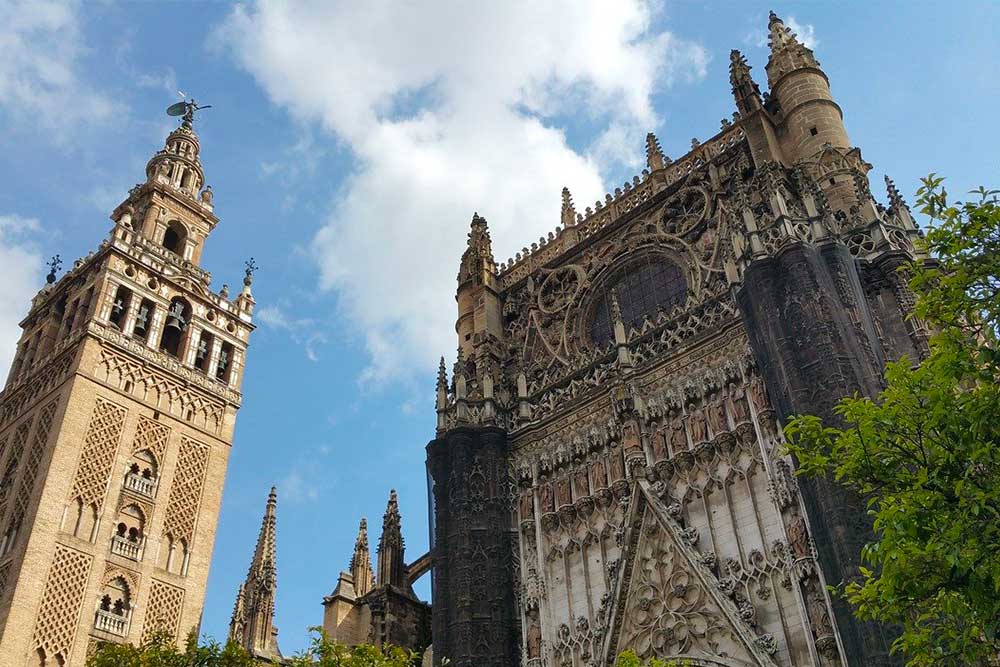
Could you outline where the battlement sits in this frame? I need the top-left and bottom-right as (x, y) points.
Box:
(496, 123), (747, 290)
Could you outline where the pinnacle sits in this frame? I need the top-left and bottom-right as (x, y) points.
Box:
(645, 132), (666, 172)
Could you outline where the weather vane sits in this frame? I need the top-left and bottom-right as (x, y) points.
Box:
(46, 255), (62, 285)
(244, 257), (258, 286)
(166, 92), (212, 127)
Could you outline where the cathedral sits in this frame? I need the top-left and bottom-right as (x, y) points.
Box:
(0, 12), (925, 667)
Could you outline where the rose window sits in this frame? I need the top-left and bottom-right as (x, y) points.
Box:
(588, 257), (687, 348)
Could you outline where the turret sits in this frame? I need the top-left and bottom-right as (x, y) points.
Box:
(765, 12), (850, 163)
(455, 213), (502, 360)
(376, 489), (405, 589)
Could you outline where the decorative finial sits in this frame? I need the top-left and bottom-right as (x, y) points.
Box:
(768, 10), (781, 25)
(46, 255), (62, 285)
(166, 97), (213, 129)
(244, 257), (258, 287)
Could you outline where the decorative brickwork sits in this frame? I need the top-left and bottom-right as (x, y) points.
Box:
(131, 415), (170, 466)
(32, 544), (93, 664)
(0, 422), (31, 509)
(68, 398), (127, 514)
(163, 437), (210, 545)
(10, 400), (58, 531)
(143, 579), (185, 643)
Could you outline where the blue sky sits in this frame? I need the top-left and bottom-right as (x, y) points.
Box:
(0, 0), (997, 656)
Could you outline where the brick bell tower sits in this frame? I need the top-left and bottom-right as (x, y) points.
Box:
(0, 103), (254, 667)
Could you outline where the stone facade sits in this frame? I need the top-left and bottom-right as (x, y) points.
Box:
(0, 109), (254, 666)
(426, 14), (925, 667)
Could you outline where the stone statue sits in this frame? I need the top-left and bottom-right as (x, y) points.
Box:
(520, 491), (534, 520)
(688, 407), (708, 444)
(573, 467), (590, 499)
(526, 613), (542, 659)
(555, 476), (572, 507)
(729, 381), (751, 424)
(707, 393), (728, 435)
(669, 416), (688, 454)
(608, 450), (626, 483)
(589, 459), (608, 490)
(788, 511), (810, 559)
(539, 483), (554, 513)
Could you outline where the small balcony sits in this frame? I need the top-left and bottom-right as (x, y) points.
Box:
(94, 609), (129, 636)
(124, 472), (156, 497)
(110, 535), (142, 561)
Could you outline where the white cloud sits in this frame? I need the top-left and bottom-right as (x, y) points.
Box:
(748, 15), (818, 51)
(256, 302), (328, 362)
(786, 18), (818, 50)
(0, 0), (114, 139)
(0, 215), (43, 384)
(215, 1), (708, 385)
(278, 468), (319, 503)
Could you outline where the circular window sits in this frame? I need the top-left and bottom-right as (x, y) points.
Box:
(588, 256), (687, 348)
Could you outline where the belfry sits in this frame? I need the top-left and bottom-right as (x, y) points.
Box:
(0, 103), (254, 666)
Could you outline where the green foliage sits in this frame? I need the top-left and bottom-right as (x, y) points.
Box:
(87, 629), (423, 667)
(614, 649), (692, 667)
(287, 628), (420, 667)
(87, 630), (255, 667)
(784, 176), (1000, 666)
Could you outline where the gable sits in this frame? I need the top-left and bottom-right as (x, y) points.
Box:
(601, 482), (778, 667)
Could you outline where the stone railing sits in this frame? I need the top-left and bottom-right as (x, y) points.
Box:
(110, 535), (142, 561)
(124, 472), (156, 497)
(94, 609), (130, 636)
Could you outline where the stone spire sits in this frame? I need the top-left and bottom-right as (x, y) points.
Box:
(376, 489), (406, 589)
(349, 518), (374, 597)
(729, 50), (763, 116)
(765, 11), (820, 86)
(229, 487), (281, 660)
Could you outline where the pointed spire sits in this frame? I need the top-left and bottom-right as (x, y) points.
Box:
(765, 11), (819, 85)
(729, 50), (763, 116)
(561, 187), (577, 227)
(349, 517), (374, 597)
(646, 133), (668, 171)
(377, 489), (406, 589)
(229, 487), (281, 659)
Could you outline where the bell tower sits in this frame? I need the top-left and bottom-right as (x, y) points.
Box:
(0, 104), (254, 667)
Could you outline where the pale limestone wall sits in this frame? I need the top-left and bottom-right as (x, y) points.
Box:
(509, 327), (837, 667)
(0, 337), (234, 667)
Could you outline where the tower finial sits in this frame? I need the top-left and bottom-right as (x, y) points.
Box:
(646, 133), (667, 171)
(765, 10), (819, 84)
(45, 255), (61, 285)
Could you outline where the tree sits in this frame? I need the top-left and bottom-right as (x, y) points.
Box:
(87, 630), (256, 667)
(784, 176), (1000, 666)
(614, 650), (691, 667)
(287, 629), (419, 667)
